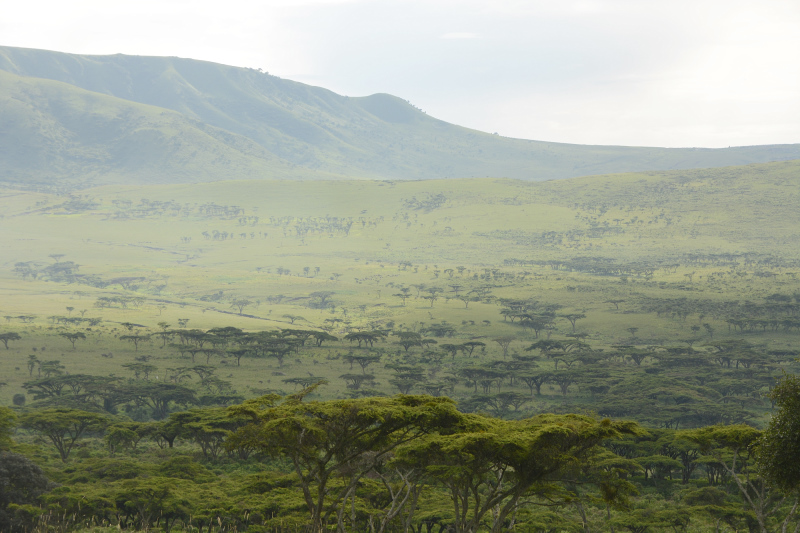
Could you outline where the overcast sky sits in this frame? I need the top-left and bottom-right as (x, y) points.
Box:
(3, 0), (798, 148)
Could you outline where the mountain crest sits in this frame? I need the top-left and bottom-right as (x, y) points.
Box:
(1, 45), (798, 188)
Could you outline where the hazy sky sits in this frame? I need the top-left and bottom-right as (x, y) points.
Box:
(4, 0), (799, 148)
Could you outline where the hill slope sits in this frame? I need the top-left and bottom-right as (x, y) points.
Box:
(0, 70), (334, 187)
(1, 45), (798, 187)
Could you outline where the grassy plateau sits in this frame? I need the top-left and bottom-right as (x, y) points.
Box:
(1, 159), (798, 424)
(1, 159), (800, 533)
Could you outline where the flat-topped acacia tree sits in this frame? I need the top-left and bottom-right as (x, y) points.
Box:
(0, 332), (21, 349)
(395, 413), (640, 533)
(228, 392), (464, 532)
(59, 331), (85, 349)
(119, 333), (151, 352)
(19, 408), (108, 462)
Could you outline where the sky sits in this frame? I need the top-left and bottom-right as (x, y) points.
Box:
(3, 0), (799, 148)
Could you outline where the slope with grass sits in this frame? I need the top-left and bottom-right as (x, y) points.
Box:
(1, 161), (798, 427)
(0, 70), (336, 188)
(1, 45), (799, 187)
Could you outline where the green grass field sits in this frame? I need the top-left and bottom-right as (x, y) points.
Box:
(2, 160), (799, 428)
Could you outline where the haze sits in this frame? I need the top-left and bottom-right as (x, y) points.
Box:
(3, 0), (798, 148)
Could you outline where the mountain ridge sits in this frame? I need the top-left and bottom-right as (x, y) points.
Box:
(1, 45), (798, 188)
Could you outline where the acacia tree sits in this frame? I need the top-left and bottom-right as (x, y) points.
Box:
(261, 343), (293, 368)
(308, 291), (335, 309)
(393, 288), (412, 306)
(60, 332), (86, 349)
(227, 347), (255, 367)
(117, 382), (196, 420)
(311, 331), (338, 347)
(120, 334), (151, 352)
(759, 373), (800, 493)
(170, 408), (243, 461)
(340, 373), (375, 390)
(122, 362), (158, 380)
(461, 341), (486, 357)
(19, 408), (107, 461)
(346, 353), (382, 374)
(396, 413), (638, 533)
(395, 338), (422, 352)
(422, 289), (441, 308)
(387, 365), (426, 395)
(230, 298), (253, 315)
(519, 371), (551, 397)
(441, 343), (462, 360)
(681, 424), (800, 533)
(112, 477), (179, 532)
(227, 393), (464, 533)
(458, 295), (479, 309)
(155, 322), (172, 347)
(493, 336), (515, 358)
(560, 313), (586, 333)
(0, 332), (21, 350)
(344, 332), (381, 348)
(388, 378), (418, 395)
(282, 314), (305, 325)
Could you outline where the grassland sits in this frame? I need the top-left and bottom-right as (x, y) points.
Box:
(1, 160), (799, 429)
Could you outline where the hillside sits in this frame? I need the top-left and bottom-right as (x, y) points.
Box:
(1, 45), (799, 188)
(0, 70), (330, 188)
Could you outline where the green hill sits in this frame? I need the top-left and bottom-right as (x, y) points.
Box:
(1, 45), (798, 188)
(0, 70), (335, 188)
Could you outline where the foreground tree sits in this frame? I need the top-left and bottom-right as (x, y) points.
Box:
(759, 373), (800, 493)
(18, 408), (107, 462)
(227, 392), (464, 532)
(681, 424), (800, 533)
(112, 477), (179, 532)
(397, 414), (639, 533)
(0, 451), (52, 532)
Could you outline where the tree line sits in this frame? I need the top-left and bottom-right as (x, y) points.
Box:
(2, 375), (800, 532)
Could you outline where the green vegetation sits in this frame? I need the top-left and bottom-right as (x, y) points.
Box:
(1, 160), (800, 531)
(1, 45), (799, 189)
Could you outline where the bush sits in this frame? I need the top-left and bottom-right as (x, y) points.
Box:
(0, 451), (53, 532)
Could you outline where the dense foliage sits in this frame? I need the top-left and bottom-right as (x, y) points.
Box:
(1, 381), (799, 532)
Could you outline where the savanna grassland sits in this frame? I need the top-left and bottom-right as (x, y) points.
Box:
(1, 159), (800, 532)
